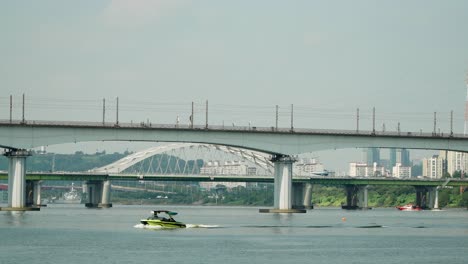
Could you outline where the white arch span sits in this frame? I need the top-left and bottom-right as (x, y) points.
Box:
(91, 143), (274, 174)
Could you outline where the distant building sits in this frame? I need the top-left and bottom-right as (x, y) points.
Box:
(392, 163), (412, 178)
(389, 148), (411, 168)
(422, 155), (444, 179)
(294, 158), (326, 176)
(200, 181), (247, 191)
(199, 160), (254, 190)
(366, 148), (380, 166)
(389, 148), (397, 169)
(397, 149), (411, 166)
(349, 162), (386, 177)
(200, 160), (256, 176)
(439, 151), (468, 176)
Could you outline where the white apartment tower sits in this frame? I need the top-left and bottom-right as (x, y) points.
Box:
(349, 162), (386, 177)
(422, 155), (444, 179)
(392, 163), (412, 178)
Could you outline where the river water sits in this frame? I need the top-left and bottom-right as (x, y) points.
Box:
(1, 205), (467, 264)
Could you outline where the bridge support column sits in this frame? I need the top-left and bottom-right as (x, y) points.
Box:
(342, 185), (358, 210)
(427, 187), (439, 210)
(303, 183), (313, 209)
(26, 180), (45, 207)
(100, 180), (112, 208)
(415, 186), (428, 209)
(85, 180), (101, 208)
(356, 185), (370, 210)
(292, 183), (313, 210)
(0, 149), (39, 211)
(260, 155), (305, 213)
(85, 180), (112, 208)
(342, 185), (369, 210)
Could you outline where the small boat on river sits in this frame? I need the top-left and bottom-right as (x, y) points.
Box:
(396, 204), (422, 211)
(140, 210), (186, 228)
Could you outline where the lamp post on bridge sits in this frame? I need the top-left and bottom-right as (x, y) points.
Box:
(116, 97), (119, 126)
(102, 98), (105, 125)
(372, 107), (375, 135)
(356, 108), (359, 133)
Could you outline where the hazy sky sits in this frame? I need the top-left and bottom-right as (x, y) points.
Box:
(1, 1), (468, 172)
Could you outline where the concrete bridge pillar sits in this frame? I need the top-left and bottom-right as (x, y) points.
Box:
(260, 155), (305, 213)
(427, 187), (439, 210)
(303, 183), (313, 209)
(25, 180), (45, 207)
(100, 180), (112, 208)
(0, 149), (39, 211)
(356, 185), (369, 210)
(292, 182), (313, 210)
(85, 180), (102, 208)
(342, 185), (369, 210)
(342, 185), (358, 210)
(415, 186), (428, 209)
(273, 155), (293, 210)
(85, 180), (112, 208)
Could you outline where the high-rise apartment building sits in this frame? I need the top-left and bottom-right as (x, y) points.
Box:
(349, 162), (386, 177)
(392, 163), (412, 178)
(422, 155), (444, 179)
(366, 148), (380, 166)
(439, 151), (468, 176)
(398, 149), (411, 166)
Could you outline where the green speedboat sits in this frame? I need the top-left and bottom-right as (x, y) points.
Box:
(140, 210), (186, 228)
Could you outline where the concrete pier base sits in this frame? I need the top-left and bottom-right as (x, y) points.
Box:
(427, 186), (439, 210)
(292, 182), (314, 210)
(98, 203), (113, 208)
(414, 186), (439, 210)
(341, 185), (371, 210)
(262, 155), (304, 213)
(272, 155), (294, 211)
(25, 180), (46, 207)
(259, 155), (308, 213)
(85, 180), (112, 208)
(100, 180), (112, 208)
(2, 149), (37, 211)
(415, 186), (429, 209)
(259, 208), (306, 213)
(0, 206), (40, 211)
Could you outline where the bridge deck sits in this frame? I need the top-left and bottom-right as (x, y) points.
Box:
(2, 120), (468, 155)
(1, 172), (467, 186)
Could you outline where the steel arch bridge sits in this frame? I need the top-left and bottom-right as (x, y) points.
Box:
(91, 143), (325, 177)
(92, 143), (275, 176)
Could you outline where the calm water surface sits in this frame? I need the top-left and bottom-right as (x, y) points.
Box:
(1, 204), (467, 264)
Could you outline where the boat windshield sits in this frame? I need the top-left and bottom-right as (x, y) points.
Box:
(148, 211), (178, 221)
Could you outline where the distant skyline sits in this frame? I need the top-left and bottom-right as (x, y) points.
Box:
(1, 0), (468, 171)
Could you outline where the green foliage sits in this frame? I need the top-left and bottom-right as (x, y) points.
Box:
(0, 151), (128, 172)
(442, 172), (451, 178)
(461, 190), (468, 208)
(438, 190), (451, 208)
(452, 171), (462, 178)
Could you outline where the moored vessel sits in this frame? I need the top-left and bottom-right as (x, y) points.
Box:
(51, 183), (82, 204)
(396, 204), (422, 211)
